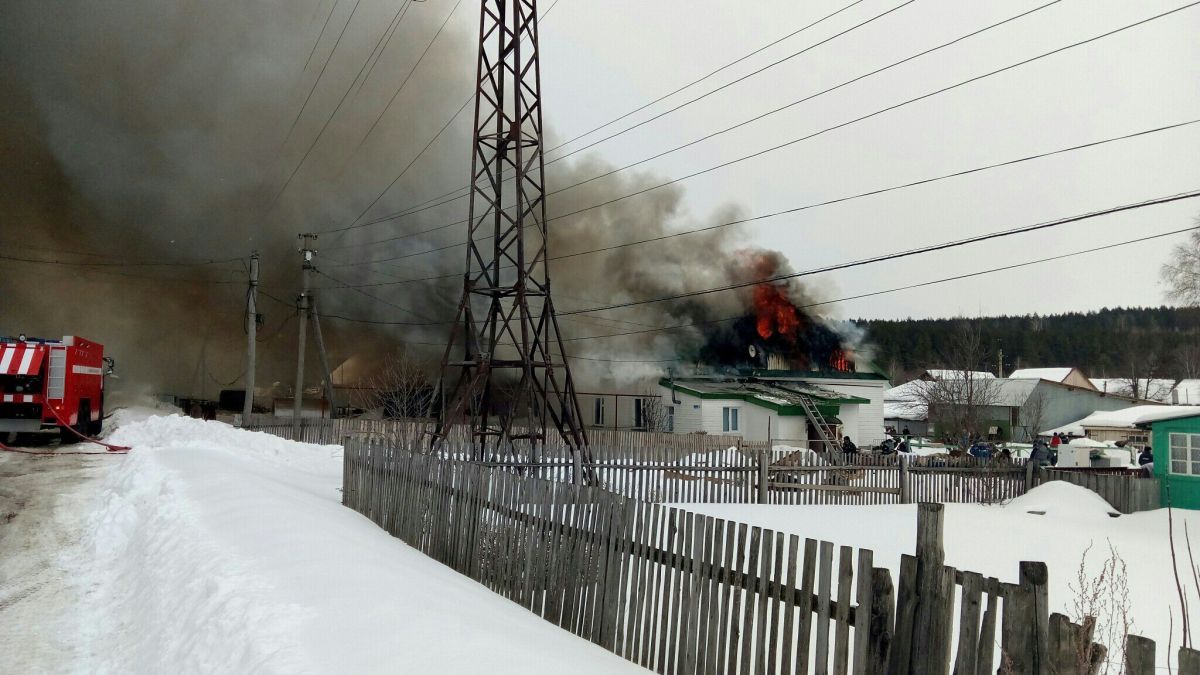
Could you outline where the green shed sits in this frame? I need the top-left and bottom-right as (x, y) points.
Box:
(1148, 412), (1200, 510)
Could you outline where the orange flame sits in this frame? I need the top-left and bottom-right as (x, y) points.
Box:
(753, 283), (801, 340)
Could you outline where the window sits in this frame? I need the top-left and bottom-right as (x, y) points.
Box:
(1169, 433), (1200, 476)
(722, 406), (740, 432)
(666, 406), (675, 432)
(1128, 433), (1149, 445)
(593, 397), (606, 426)
(634, 398), (645, 429)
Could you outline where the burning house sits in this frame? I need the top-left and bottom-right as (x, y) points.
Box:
(576, 256), (889, 446)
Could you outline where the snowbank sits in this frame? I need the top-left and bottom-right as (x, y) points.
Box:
(682, 482), (1199, 669)
(75, 415), (639, 673)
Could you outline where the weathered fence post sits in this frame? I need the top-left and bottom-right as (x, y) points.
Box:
(899, 454), (911, 504)
(757, 449), (769, 504)
(909, 503), (951, 675)
(572, 450), (583, 487)
(1023, 561), (1050, 675)
(1179, 646), (1200, 674)
(1124, 635), (1155, 675)
(866, 568), (895, 675)
(1025, 462), (1038, 492)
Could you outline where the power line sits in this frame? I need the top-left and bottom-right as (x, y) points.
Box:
(0, 251), (244, 268)
(349, 0), (466, 162)
(309, 190), (1200, 328)
(304, 0), (342, 70)
(355, 0), (417, 95)
(557, 189), (1200, 316)
(557, 225), (1200, 347)
(269, 0), (415, 212)
(317, 0), (869, 238)
(326, 0), (562, 236)
(325, 2), (1198, 251)
(322, 118), (1200, 275)
(542, 0), (874, 158)
(314, 268), (438, 321)
(283, 0), (364, 146)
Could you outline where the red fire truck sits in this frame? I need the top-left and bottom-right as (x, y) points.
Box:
(0, 335), (111, 444)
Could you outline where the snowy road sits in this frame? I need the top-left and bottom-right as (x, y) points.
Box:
(24, 413), (641, 674)
(0, 449), (115, 673)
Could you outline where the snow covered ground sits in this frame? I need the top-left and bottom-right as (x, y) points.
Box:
(1, 412), (640, 673)
(682, 483), (1199, 669)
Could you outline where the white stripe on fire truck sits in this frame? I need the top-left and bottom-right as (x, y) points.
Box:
(0, 348), (14, 375)
(17, 348), (36, 376)
(2, 394), (11, 403)
(23, 395), (34, 403)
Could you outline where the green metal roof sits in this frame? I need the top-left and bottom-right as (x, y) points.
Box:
(658, 377), (868, 417)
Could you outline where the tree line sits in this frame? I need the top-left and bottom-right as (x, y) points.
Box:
(860, 306), (1200, 384)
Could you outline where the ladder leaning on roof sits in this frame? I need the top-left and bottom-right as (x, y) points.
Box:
(795, 393), (841, 458)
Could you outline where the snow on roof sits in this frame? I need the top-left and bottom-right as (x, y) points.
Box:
(1042, 405), (1200, 436)
(1172, 379), (1200, 405)
(924, 369), (995, 380)
(1089, 378), (1177, 402)
(884, 400), (926, 421)
(884, 379), (931, 402)
(1009, 367), (1074, 382)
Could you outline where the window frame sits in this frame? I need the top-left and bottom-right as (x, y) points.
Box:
(593, 396), (606, 427)
(722, 405), (740, 433)
(1169, 432), (1200, 476)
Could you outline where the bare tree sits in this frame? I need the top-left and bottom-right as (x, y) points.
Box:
(1174, 338), (1200, 381)
(1019, 387), (1049, 443)
(1162, 219), (1200, 305)
(1068, 542), (1135, 675)
(915, 321), (1002, 446)
(638, 389), (672, 432)
(352, 348), (435, 452)
(1109, 330), (1175, 402)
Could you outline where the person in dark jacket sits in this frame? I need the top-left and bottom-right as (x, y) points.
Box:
(1030, 439), (1052, 467)
(969, 441), (991, 459)
(1138, 447), (1154, 475)
(841, 436), (859, 455)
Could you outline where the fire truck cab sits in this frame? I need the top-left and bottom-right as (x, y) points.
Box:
(0, 335), (110, 444)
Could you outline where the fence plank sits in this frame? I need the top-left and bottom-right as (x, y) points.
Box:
(953, 572), (983, 675)
(815, 540), (835, 675)
(865, 568), (894, 675)
(1125, 635), (1155, 675)
(782, 535), (801, 675)
(833, 546), (854, 675)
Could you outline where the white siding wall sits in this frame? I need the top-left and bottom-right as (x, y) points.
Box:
(660, 387), (704, 434)
(819, 379), (888, 446)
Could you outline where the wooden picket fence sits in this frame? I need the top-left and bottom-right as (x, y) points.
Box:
(342, 439), (1196, 674)
(1038, 468), (1161, 514)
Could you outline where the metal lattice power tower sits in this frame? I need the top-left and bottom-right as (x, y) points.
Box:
(435, 0), (588, 464)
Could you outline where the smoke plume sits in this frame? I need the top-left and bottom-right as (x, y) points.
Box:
(1, 0), (854, 400)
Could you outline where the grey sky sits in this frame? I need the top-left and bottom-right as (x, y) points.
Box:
(527, 0), (1200, 320)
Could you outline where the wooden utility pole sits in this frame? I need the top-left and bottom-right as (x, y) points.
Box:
(242, 252), (259, 426)
(309, 297), (337, 420)
(293, 234), (316, 433)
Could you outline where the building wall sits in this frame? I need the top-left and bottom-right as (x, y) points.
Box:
(655, 386), (809, 443)
(817, 379), (887, 445)
(1062, 370), (1095, 390)
(1152, 417), (1199, 510)
(1036, 383), (1140, 437)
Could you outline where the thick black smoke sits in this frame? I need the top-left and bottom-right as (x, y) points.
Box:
(1, 0), (851, 401)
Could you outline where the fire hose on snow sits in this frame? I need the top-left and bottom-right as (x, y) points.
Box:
(0, 405), (130, 455)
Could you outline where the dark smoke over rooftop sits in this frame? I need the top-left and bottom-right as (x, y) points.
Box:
(1, 0), (857, 398)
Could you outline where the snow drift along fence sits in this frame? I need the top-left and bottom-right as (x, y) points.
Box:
(340, 437), (1200, 672)
(342, 439), (1194, 675)
(1037, 468), (1160, 514)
